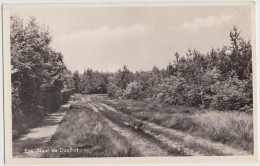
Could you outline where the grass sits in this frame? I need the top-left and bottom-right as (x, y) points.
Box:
(145, 125), (226, 156)
(41, 103), (140, 158)
(190, 111), (253, 152)
(101, 97), (253, 153)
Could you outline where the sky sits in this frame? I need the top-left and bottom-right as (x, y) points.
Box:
(10, 4), (253, 73)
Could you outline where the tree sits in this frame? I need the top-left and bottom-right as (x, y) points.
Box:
(115, 65), (133, 89)
(152, 66), (160, 74)
(229, 25), (252, 80)
(73, 70), (80, 92)
(11, 15), (68, 116)
(230, 26), (241, 53)
(79, 69), (107, 94)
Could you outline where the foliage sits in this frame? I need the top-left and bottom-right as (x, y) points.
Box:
(107, 83), (124, 99)
(79, 69), (107, 94)
(105, 66), (133, 98)
(124, 81), (143, 100)
(210, 77), (251, 110)
(116, 66), (133, 89)
(11, 16), (75, 139)
(72, 70), (80, 92)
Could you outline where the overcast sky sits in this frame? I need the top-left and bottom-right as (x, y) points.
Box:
(10, 4), (252, 73)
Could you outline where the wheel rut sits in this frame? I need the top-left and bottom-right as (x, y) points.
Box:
(85, 100), (170, 156)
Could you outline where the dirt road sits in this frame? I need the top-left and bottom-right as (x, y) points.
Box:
(88, 102), (170, 156)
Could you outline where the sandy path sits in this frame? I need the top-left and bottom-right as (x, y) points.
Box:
(13, 102), (71, 158)
(86, 101), (169, 156)
(85, 95), (250, 156)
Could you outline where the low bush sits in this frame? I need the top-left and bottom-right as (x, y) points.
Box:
(210, 78), (250, 110)
(107, 83), (124, 99)
(124, 82), (143, 100)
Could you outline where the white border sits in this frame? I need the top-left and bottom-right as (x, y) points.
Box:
(1, 1), (259, 166)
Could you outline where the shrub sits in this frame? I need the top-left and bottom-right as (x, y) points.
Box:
(211, 77), (249, 110)
(185, 85), (202, 107)
(153, 76), (186, 105)
(107, 83), (124, 98)
(61, 89), (76, 104)
(124, 82), (143, 100)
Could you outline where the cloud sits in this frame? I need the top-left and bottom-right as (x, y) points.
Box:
(59, 24), (152, 44)
(179, 14), (234, 32)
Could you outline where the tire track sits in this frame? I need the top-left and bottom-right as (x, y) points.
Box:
(84, 99), (170, 156)
(94, 102), (201, 156)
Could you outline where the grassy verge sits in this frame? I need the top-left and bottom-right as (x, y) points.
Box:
(41, 103), (140, 158)
(101, 98), (253, 153)
(12, 91), (75, 141)
(12, 111), (46, 140)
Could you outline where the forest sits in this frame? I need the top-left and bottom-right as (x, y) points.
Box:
(77, 27), (252, 111)
(11, 16), (253, 140)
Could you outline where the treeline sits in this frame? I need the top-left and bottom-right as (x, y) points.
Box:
(11, 16), (76, 139)
(77, 26), (252, 112)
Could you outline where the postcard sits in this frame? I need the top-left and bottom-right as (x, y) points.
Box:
(2, 2), (258, 164)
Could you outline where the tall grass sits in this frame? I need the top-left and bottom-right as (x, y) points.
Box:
(103, 99), (253, 153)
(192, 111), (253, 152)
(159, 111), (253, 152)
(41, 104), (140, 157)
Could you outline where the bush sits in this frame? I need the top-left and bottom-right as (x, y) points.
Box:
(107, 83), (124, 99)
(211, 77), (249, 110)
(185, 85), (202, 107)
(61, 89), (76, 104)
(124, 82), (143, 100)
(153, 76), (186, 105)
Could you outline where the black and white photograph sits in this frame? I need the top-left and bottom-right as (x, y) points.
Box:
(2, 2), (258, 164)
